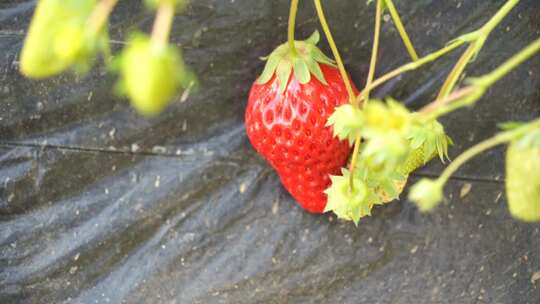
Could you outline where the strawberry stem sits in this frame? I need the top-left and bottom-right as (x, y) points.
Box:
(419, 86), (475, 114)
(357, 0), (520, 106)
(422, 37), (540, 118)
(361, 0), (382, 101)
(384, 0), (419, 61)
(87, 0), (118, 33)
(348, 0), (383, 191)
(151, 2), (175, 48)
(436, 0), (520, 99)
(288, 0), (300, 57)
(437, 118), (540, 187)
(357, 38), (465, 105)
(313, 0), (356, 104)
(476, 36), (540, 86)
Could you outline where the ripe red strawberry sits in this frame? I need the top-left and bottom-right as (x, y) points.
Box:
(245, 32), (357, 213)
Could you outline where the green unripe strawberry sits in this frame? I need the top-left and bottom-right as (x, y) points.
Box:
(117, 34), (189, 115)
(20, 0), (96, 78)
(505, 142), (540, 222)
(399, 119), (452, 176)
(398, 148), (425, 176)
(398, 147), (438, 177)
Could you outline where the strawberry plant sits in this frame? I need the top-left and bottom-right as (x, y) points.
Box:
(19, 0), (540, 224)
(20, 0), (195, 116)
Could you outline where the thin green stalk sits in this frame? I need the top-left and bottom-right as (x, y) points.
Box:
(313, 0), (356, 103)
(423, 37), (540, 118)
(475, 37), (540, 86)
(437, 118), (540, 185)
(420, 86), (475, 114)
(436, 0), (520, 99)
(481, 0), (521, 33)
(288, 0), (300, 56)
(87, 0), (119, 32)
(356, 39), (464, 104)
(348, 0), (383, 190)
(151, 2), (175, 47)
(364, 0), (382, 99)
(384, 0), (419, 61)
(435, 42), (478, 100)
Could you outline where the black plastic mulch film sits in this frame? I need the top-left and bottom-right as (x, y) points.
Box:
(1, 1), (540, 303)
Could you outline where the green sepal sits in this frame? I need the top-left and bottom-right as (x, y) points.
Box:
(276, 60), (293, 94)
(306, 57), (327, 85)
(255, 30), (337, 93)
(293, 57), (310, 84)
(311, 47), (336, 66)
(305, 30), (320, 45)
(326, 104), (364, 145)
(257, 52), (282, 84)
(407, 118), (452, 164)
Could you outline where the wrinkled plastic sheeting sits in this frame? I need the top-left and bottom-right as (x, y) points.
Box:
(1, 0), (540, 303)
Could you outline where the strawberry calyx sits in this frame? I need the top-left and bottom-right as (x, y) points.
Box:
(407, 118), (453, 164)
(324, 169), (378, 225)
(256, 31), (336, 93)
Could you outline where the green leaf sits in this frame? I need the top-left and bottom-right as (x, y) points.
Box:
(276, 60), (293, 94)
(293, 57), (310, 84)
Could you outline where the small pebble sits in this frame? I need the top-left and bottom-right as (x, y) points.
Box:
(460, 183), (472, 198)
(531, 271), (540, 284)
